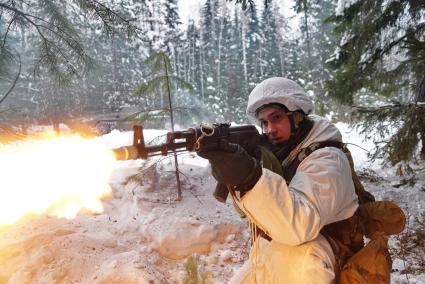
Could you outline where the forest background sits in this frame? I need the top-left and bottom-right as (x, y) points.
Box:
(0, 0), (424, 168)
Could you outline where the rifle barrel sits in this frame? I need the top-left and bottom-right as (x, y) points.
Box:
(113, 141), (189, 160)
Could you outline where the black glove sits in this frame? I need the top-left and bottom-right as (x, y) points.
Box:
(197, 139), (262, 194)
(213, 182), (230, 203)
(239, 133), (269, 161)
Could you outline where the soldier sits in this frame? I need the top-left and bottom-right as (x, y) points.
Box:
(197, 77), (358, 283)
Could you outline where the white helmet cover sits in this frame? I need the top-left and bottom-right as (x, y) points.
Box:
(246, 77), (314, 124)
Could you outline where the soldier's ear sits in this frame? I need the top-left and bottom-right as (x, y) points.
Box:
(293, 112), (305, 124)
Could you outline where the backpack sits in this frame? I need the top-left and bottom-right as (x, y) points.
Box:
(259, 141), (406, 284)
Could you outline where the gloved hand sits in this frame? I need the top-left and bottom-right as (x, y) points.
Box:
(197, 139), (262, 193)
(240, 133), (269, 161)
(213, 182), (230, 203)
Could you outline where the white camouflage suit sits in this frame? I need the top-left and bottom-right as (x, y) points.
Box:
(230, 78), (359, 284)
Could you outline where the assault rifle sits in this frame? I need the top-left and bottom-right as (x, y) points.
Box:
(112, 123), (261, 202)
(112, 123), (261, 160)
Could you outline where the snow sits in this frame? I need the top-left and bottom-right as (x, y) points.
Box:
(335, 122), (377, 170)
(178, 0), (205, 27)
(178, 0), (296, 28)
(0, 123), (424, 283)
(336, 0), (361, 16)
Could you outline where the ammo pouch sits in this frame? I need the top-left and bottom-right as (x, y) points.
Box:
(326, 201), (406, 284)
(335, 147), (406, 284)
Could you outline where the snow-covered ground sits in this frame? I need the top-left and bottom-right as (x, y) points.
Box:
(0, 123), (424, 283)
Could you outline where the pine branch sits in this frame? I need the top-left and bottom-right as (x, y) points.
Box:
(73, 0), (141, 38)
(0, 2), (94, 85)
(0, 44), (14, 77)
(120, 108), (170, 124)
(133, 76), (166, 97)
(172, 76), (194, 91)
(360, 23), (425, 73)
(144, 51), (172, 72)
(354, 103), (425, 164)
(1, 13), (17, 49)
(230, 0), (258, 11)
(0, 53), (20, 105)
(0, 0), (148, 87)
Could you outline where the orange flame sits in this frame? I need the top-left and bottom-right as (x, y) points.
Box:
(0, 131), (115, 226)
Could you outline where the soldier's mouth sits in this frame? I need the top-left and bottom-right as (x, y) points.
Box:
(270, 137), (285, 144)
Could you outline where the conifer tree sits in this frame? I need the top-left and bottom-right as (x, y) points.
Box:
(164, 0), (181, 33)
(201, 0), (214, 45)
(328, 0), (425, 165)
(295, 0), (313, 71)
(201, 0), (216, 99)
(293, 0), (337, 115)
(133, 51), (193, 200)
(201, 0), (228, 118)
(310, 0), (337, 85)
(260, 0), (282, 80)
(223, 8), (247, 122)
(184, 20), (203, 107)
(0, 0), (138, 90)
(230, 0), (270, 11)
(164, 0), (182, 71)
(245, 2), (261, 86)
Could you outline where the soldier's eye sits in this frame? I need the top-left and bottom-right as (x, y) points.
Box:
(270, 113), (283, 123)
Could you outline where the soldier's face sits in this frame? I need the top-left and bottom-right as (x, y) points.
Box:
(257, 107), (291, 144)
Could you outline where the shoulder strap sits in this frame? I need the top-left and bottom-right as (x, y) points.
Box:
(341, 145), (375, 204)
(252, 141), (378, 245)
(259, 141), (344, 183)
(284, 141), (344, 183)
(285, 141), (375, 204)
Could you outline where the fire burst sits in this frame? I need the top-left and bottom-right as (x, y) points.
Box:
(0, 131), (116, 226)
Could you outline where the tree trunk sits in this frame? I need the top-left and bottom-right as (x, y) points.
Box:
(303, 1), (312, 70)
(417, 76), (425, 159)
(163, 56), (182, 201)
(241, 15), (248, 93)
(216, 4), (224, 98)
(199, 31), (205, 104)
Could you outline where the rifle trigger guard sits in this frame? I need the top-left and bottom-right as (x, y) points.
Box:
(195, 124), (215, 150)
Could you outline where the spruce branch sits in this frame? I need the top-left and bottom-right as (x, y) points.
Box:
(354, 103), (425, 164)
(133, 51), (195, 201)
(0, 2), (94, 85)
(73, 0), (141, 38)
(229, 0), (258, 11)
(1, 13), (17, 49)
(0, 0), (146, 88)
(134, 76), (193, 97)
(0, 44), (14, 77)
(0, 53), (20, 105)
